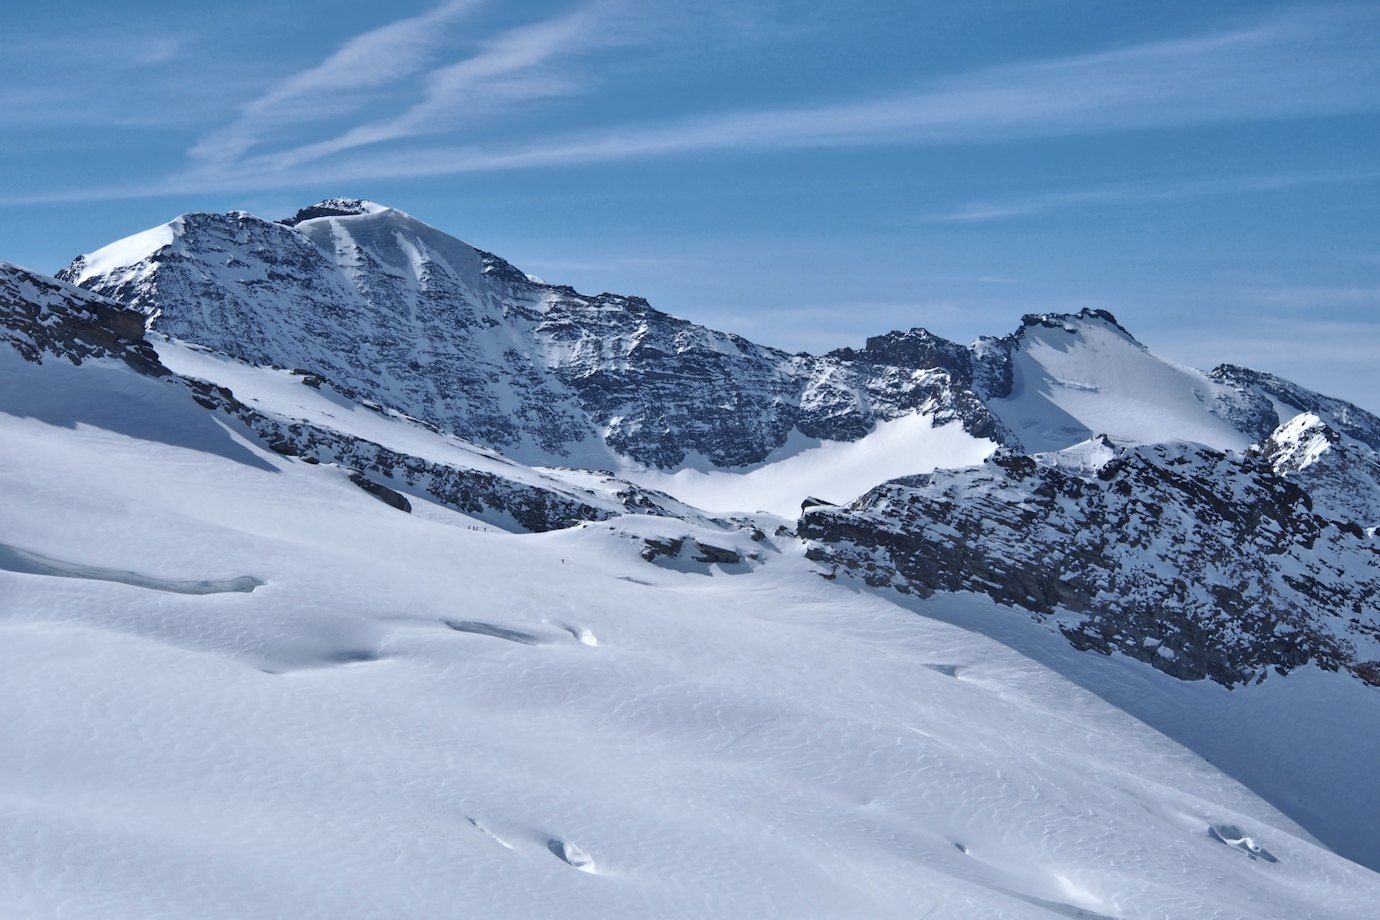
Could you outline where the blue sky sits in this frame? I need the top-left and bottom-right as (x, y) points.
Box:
(3, 1), (1378, 411)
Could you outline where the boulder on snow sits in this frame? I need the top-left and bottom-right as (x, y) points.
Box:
(691, 541), (742, 565)
(640, 536), (684, 561)
(348, 472), (411, 513)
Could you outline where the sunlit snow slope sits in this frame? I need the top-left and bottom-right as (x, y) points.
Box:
(987, 312), (1252, 453)
(3, 316), (1380, 918)
(620, 414), (995, 517)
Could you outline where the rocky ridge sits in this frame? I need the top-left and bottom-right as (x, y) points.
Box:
(799, 438), (1380, 686)
(1258, 413), (1380, 529)
(1, 262), (714, 533)
(59, 201), (1011, 468)
(67, 202), (1371, 468)
(1, 261), (163, 376)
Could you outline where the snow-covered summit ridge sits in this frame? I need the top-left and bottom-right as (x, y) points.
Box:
(1017, 306), (1139, 343)
(281, 197), (393, 225)
(983, 305), (1254, 453)
(66, 220), (178, 286)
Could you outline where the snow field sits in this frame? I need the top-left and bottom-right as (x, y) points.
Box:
(991, 317), (1254, 453)
(3, 348), (1379, 917)
(620, 413), (995, 517)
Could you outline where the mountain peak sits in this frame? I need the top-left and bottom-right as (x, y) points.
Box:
(1017, 307), (1137, 342)
(281, 197), (392, 226)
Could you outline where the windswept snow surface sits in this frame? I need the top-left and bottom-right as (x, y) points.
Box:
(990, 315), (1252, 453)
(4, 346), (1380, 918)
(885, 588), (1380, 875)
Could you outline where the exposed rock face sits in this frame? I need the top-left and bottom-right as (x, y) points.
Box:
(1258, 413), (1380, 528)
(823, 328), (1015, 443)
(1, 261), (712, 534)
(175, 371), (719, 534)
(348, 472), (412, 513)
(279, 197), (391, 225)
(60, 202), (1008, 468)
(1213, 364), (1380, 450)
(638, 535), (744, 565)
(690, 541), (742, 564)
(799, 440), (1380, 687)
(0, 262), (163, 376)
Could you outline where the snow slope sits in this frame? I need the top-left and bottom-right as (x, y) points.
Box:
(621, 413), (995, 517)
(153, 338), (715, 531)
(5, 332), (1380, 917)
(988, 312), (1253, 453)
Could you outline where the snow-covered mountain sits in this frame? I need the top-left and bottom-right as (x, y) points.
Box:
(59, 200), (1380, 676)
(60, 199), (1005, 471)
(5, 197), (1380, 913)
(3, 261), (723, 534)
(63, 200), (1380, 482)
(7, 256), (1380, 917)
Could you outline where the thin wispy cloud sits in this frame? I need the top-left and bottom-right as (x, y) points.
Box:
(199, 4), (1380, 188)
(189, 0), (481, 168)
(934, 170), (1380, 223)
(0, 31), (196, 128)
(1151, 317), (1380, 408)
(6, 3), (1380, 205)
(5, 32), (189, 68)
(215, 2), (627, 178)
(1257, 285), (1380, 308)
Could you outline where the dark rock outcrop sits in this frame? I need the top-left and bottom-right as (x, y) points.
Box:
(800, 441), (1380, 687)
(1, 262), (712, 534)
(691, 541), (742, 564)
(178, 374), (715, 533)
(641, 536), (684, 561)
(1, 262), (163, 376)
(348, 472), (412, 512)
